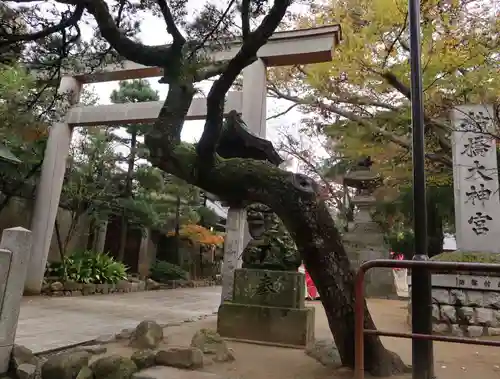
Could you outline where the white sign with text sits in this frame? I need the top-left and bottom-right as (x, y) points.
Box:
(451, 104), (500, 252)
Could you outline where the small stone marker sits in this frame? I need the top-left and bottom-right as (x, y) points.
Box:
(0, 227), (33, 374)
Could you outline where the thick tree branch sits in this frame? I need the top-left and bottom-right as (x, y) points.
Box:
(82, 0), (172, 67)
(241, 0), (251, 40)
(196, 0), (292, 168)
(0, 4), (84, 47)
(8, 0), (173, 67)
(145, 82), (196, 178)
(155, 0), (186, 46)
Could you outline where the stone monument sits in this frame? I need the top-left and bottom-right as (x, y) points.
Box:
(342, 158), (397, 298)
(0, 227), (33, 374)
(217, 204), (315, 347)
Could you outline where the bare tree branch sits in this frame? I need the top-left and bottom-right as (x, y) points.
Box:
(268, 84), (453, 167)
(241, 0), (251, 40)
(188, 0), (237, 60)
(34, 0), (169, 67)
(266, 103), (299, 120)
(0, 4), (84, 47)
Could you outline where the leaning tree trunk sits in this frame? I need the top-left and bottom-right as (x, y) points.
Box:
(144, 82), (408, 377)
(158, 159), (407, 376)
(264, 175), (408, 376)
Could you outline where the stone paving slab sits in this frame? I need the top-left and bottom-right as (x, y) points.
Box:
(133, 366), (224, 379)
(16, 287), (221, 353)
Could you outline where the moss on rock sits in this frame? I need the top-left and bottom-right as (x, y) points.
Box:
(431, 251), (500, 264)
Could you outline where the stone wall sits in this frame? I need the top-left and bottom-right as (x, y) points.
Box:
(41, 278), (220, 297)
(0, 196), (90, 262)
(409, 273), (500, 337)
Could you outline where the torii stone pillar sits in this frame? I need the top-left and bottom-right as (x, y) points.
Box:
(220, 59), (267, 302)
(24, 77), (81, 294)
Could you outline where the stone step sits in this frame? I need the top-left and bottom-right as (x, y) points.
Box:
(133, 366), (226, 379)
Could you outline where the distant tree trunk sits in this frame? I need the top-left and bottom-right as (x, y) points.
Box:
(87, 218), (96, 251)
(269, 181), (407, 376)
(174, 194), (181, 265)
(118, 129), (137, 262)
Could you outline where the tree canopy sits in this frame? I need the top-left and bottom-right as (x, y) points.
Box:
(270, 0), (499, 175)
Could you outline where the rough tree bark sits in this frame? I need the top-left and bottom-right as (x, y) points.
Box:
(143, 81), (408, 376)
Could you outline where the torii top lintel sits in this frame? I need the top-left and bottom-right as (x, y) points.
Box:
(74, 25), (341, 84)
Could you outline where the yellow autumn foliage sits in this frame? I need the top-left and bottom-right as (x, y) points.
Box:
(272, 0), (499, 191)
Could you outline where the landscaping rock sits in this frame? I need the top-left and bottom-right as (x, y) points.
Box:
(41, 351), (91, 379)
(116, 329), (134, 340)
(117, 280), (132, 292)
(213, 346), (235, 363)
(190, 329), (234, 362)
(95, 334), (116, 344)
(190, 329), (222, 354)
(146, 279), (160, 290)
(82, 283), (96, 295)
(75, 366), (94, 379)
(305, 339), (342, 369)
(131, 350), (156, 370)
(155, 347), (203, 369)
(130, 321), (163, 349)
(74, 345), (107, 355)
(63, 281), (82, 291)
(10, 345), (38, 370)
(16, 363), (37, 379)
(50, 282), (64, 291)
(90, 355), (138, 379)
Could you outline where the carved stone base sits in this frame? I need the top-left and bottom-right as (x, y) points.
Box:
(233, 268), (305, 309)
(218, 268), (313, 347)
(217, 303), (315, 347)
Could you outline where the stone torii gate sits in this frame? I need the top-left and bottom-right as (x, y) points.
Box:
(24, 25), (342, 297)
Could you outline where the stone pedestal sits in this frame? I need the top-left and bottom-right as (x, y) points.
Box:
(217, 269), (315, 347)
(343, 195), (396, 298)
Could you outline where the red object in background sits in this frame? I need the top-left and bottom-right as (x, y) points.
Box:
(305, 269), (319, 299)
(299, 264), (319, 300)
(390, 251), (404, 271)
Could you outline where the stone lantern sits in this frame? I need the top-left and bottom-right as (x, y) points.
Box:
(342, 158), (397, 298)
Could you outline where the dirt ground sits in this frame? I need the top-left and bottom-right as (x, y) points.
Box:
(95, 298), (500, 379)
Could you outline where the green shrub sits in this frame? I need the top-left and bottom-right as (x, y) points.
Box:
(150, 260), (189, 282)
(431, 251), (500, 264)
(46, 251), (128, 284)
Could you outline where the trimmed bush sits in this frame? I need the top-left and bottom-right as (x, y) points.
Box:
(150, 260), (189, 282)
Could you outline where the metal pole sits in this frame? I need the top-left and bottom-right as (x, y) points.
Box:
(408, 0), (434, 377)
